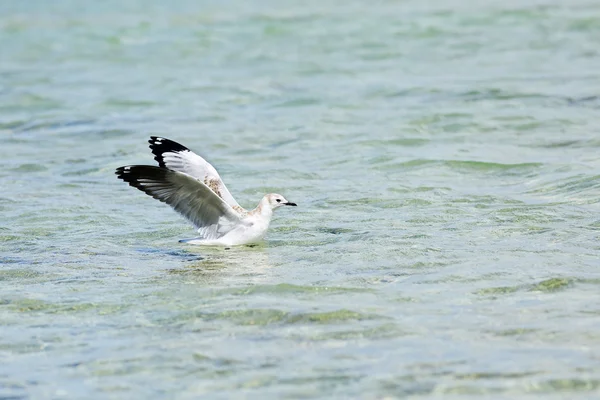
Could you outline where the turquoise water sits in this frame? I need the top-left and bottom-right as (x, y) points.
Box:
(2, 0), (600, 398)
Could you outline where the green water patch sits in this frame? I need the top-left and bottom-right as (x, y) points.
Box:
(0, 119), (28, 131)
(61, 167), (102, 176)
(326, 197), (407, 210)
(222, 283), (371, 297)
(273, 97), (320, 108)
(455, 371), (542, 381)
(0, 93), (62, 112)
(103, 98), (158, 108)
(407, 111), (474, 121)
(476, 277), (575, 296)
(460, 88), (551, 102)
(436, 385), (506, 396)
(444, 160), (543, 173)
(527, 174), (600, 200)
(0, 268), (44, 281)
(568, 16), (600, 32)
(578, 278), (600, 285)
(85, 357), (150, 377)
(491, 328), (539, 337)
(94, 129), (135, 139)
(192, 353), (240, 366)
(359, 138), (430, 147)
(492, 205), (565, 225)
(211, 309), (289, 326)
(64, 158), (87, 164)
(0, 340), (60, 355)
(286, 309), (380, 324)
(193, 308), (383, 326)
(387, 186), (445, 195)
(379, 159), (542, 175)
(56, 183), (83, 189)
(526, 379), (600, 393)
(529, 140), (581, 149)
(10, 163), (48, 173)
(379, 159), (437, 171)
(3, 297), (127, 315)
(401, 198), (434, 207)
(316, 227), (354, 235)
(476, 286), (521, 296)
(394, 24), (449, 39)
(275, 374), (362, 389)
(450, 195), (518, 205)
(529, 278), (574, 292)
(269, 237), (342, 247)
(297, 323), (405, 341)
(0, 235), (21, 242)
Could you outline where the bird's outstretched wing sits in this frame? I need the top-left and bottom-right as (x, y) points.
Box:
(148, 136), (245, 212)
(116, 165), (243, 240)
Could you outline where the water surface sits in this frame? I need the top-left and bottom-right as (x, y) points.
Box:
(1, 0), (600, 398)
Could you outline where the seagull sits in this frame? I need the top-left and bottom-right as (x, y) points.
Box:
(115, 137), (297, 246)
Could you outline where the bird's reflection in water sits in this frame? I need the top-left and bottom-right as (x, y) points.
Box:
(166, 243), (274, 285)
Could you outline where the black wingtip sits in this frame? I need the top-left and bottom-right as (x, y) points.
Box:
(115, 166), (126, 178)
(115, 165), (135, 183)
(115, 165), (170, 190)
(148, 136), (189, 168)
(148, 136), (190, 168)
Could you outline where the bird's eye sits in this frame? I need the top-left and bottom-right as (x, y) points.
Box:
(276, 199), (281, 203)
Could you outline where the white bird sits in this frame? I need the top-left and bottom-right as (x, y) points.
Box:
(116, 137), (297, 246)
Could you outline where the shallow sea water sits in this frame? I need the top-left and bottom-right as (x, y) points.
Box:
(1, 0), (600, 398)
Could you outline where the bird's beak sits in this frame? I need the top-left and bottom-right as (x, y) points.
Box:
(284, 202), (297, 206)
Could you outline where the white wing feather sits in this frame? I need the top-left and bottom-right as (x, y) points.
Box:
(148, 136), (244, 212)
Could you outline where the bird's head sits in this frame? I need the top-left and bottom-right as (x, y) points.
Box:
(264, 193), (297, 210)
